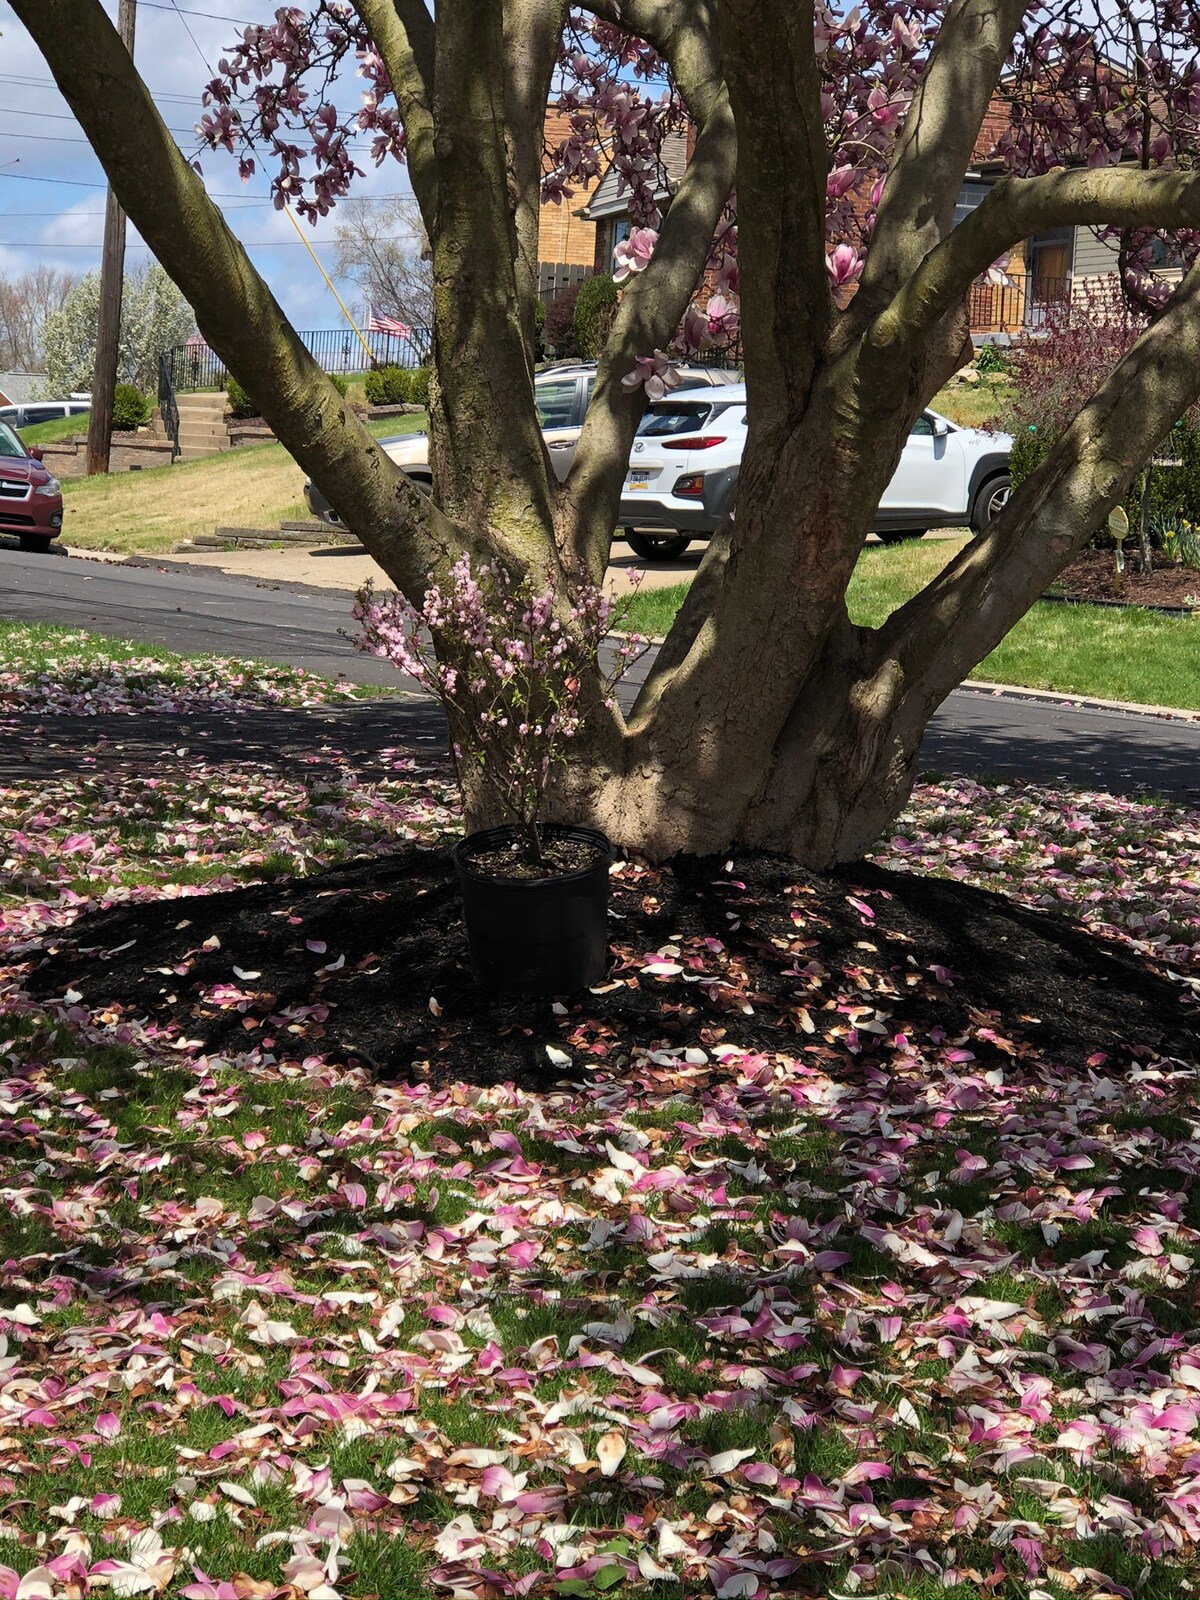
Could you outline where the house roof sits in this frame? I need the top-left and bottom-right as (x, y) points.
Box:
(0, 371), (45, 406)
(577, 130), (690, 222)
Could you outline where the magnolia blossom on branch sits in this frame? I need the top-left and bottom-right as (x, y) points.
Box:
(613, 226), (659, 282)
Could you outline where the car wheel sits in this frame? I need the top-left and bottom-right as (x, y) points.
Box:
(874, 528), (927, 546)
(17, 534), (54, 554)
(626, 530), (691, 561)
(972, 473), (1011, 533)
(405, 474), (433, 497)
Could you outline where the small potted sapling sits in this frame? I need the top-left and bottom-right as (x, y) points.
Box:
(353, 557), (641, 995)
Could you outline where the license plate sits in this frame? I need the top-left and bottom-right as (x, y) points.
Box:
(627, 476), (650, 492)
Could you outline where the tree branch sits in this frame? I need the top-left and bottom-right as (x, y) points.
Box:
(579, 0), (727, 124)
(350, 0), (438, 228)
(391, 0), (436, 89)
(428, 0), (557, 549)
(858, 0), (1028, 309)
(560, 91), (737, 580)
(13, 0), (452, 600)
(505, 0), (571, 356)
(865, 166), (1200, 374)
(879, 255), (1200, 715)
(717, 0), (830, 417)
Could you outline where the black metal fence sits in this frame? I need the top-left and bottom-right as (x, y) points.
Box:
(157, 352), (180, 461)
(166, 326), (433, 392)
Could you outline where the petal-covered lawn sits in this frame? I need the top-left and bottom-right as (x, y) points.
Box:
(0, 623), (361, 715)
(0, 654), (1199, 1600)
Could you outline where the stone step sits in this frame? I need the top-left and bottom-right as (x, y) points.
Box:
(176, 391), (228, 410)
(211, 525), (346, 546)
(177, 434), (228, 452)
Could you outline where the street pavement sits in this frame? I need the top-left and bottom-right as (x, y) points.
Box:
(2, 545), (1199, 801)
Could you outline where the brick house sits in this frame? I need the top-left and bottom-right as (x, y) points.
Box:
(962, 90), (1177, 339)
(537, 110), (606, 302)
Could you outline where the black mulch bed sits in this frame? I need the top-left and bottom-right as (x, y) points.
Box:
(25, 847), (1199, 1087)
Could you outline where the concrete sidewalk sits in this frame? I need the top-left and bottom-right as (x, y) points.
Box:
(69, 541), (702, 596)
(68, 528), (964, 595)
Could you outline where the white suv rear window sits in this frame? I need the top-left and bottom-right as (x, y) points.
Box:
(637, 402), (717, 437)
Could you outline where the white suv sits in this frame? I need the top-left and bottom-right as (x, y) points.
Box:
(620, 384), (1013, 560)
(302, 362), (741, 527)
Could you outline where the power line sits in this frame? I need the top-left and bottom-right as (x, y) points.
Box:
(0, 238), (344, 248)
(0, 72), (199, 105)
(167, 0), (216, 74)
(136, 1), (253, 21)
(0, 170), (418, 201)
(0, 123), (199, 141)
(0, 171), (109, 189)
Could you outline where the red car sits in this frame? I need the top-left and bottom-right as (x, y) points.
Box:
(0, 419), (64, 553)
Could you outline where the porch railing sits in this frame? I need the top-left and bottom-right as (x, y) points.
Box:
(968, 275), (1071, 335)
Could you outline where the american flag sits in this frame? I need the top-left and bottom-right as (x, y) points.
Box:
(367, 314), (412, 338)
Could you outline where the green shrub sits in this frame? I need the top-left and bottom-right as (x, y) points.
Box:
(406, 366), (430, 409)
(1012, 418), (1200, 548)
(573, 274), (619, 359)
(364, 366), (409, 406)
(111, 384), (151, 432)
(225, 376), (259, 419)
(328, 373), (349, 398)
(975, 343), (1008, 375)
(534, 296), (546, 360)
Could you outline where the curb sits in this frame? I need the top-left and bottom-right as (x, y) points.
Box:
(959, 679), (1200, 725)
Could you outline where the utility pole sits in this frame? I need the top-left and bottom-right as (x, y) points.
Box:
(86, 0), (136, 477)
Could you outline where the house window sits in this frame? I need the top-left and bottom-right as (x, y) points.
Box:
(1149, 235), (1185, 269)
(953, 182), (991, 229)
(610, 219), (631, 272)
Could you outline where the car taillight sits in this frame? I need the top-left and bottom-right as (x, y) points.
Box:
(673, 475), (706, 499)
(661, 436), (727, 451)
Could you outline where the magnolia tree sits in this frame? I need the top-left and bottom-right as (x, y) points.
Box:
(19, 0), (1200, 865)
(41, 263), (196, 397)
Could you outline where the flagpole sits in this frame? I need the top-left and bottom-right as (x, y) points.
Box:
(282, 202), (376, 368)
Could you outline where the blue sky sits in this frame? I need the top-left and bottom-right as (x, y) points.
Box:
(0, 0), (418, 338)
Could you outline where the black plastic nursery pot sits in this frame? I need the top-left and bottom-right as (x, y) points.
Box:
(451, 824), (613, 995)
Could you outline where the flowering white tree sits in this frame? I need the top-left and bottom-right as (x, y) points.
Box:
(19, 0), (1200, 863)
(41, 263), (196, 397)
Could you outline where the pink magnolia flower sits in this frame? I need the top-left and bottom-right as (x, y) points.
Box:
(621, 350), (682, 401)
(613, 225), (658, 283)
(826, 243), (864, 288)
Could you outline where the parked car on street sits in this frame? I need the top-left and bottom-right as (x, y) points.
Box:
(0, 420), (65, 552)
(0, 399), (89, 431)
(618, 385), (1013, 559)
(302, 362), (742, 528)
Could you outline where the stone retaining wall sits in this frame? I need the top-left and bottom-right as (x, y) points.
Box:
(41, 435), (176, 478)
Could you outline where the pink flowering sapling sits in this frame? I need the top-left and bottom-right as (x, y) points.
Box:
(353, 559), (642, 868)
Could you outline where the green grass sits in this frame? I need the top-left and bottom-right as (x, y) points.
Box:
(621, 536), (1200, 710)
(16, 411), (91, 445)
(930, 374), (1013, 430)
(60, 411), (427, 554)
